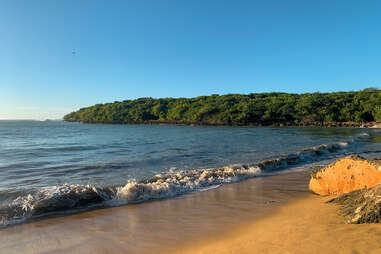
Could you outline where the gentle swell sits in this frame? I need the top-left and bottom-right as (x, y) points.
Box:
(0, 141), (350, 227)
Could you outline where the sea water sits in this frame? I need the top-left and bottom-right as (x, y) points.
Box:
(0, 120), (380, 226)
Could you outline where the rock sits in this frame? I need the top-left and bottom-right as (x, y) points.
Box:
(309, 155), (381, 196)
(369, 122), (381, 128)
(329, 184), (381, 223)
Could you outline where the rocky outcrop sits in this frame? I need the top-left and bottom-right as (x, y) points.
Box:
(309, 155), (381, 196)
(329, 184), (381, 223)
(368, 122), (381, 128)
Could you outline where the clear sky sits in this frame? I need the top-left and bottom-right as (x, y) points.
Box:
(1, 0), (381, 119)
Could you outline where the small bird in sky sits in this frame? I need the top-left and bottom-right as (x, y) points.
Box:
(72, 49), (76, 55)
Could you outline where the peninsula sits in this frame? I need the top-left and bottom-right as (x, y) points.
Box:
(64, 89), (381, 126)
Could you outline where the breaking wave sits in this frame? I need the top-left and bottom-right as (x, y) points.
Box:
(0, 141), (350, 227)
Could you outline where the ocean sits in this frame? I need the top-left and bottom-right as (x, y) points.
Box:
(0, 120), (380, 227)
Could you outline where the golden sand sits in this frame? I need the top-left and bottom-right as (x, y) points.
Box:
(175, 194), (381, 254)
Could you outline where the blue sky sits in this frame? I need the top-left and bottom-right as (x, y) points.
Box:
(1, 0), (381, 119)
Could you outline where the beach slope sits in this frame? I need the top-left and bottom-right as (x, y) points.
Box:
(176, 194), (381, 254)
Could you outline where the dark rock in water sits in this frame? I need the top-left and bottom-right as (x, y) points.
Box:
(31, 186), (113, 216)
(330, 184), (381, 224)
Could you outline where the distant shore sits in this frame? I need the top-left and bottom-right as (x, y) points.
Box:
(64, 119), (381, 128)
(63, 90), (381, 126)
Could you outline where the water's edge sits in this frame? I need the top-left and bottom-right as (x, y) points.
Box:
(0, 141), (350, 228)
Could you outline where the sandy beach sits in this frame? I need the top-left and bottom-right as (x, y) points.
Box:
(176, 194), (381, 254)
(0, 169), (380, 254)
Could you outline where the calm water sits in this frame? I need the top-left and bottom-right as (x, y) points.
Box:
(0, 120), (380, 226)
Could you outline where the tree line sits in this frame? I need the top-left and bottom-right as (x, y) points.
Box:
(63, 88), (381, 125)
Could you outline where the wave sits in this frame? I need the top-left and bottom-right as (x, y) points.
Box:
(0, 141), (351, 227)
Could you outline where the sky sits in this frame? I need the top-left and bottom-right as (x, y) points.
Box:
(1, 0), (381, 119)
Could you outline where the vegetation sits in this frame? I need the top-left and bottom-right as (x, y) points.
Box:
(64, 89), (381, 125)
(330, 183), (381, 223)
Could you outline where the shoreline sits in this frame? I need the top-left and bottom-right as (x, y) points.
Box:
(0, 170), (313, 254)
(0, 141), (349, 228)
(64, 119), (381, 128)
(0, 168), (380, 253)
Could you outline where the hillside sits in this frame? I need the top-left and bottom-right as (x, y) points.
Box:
(64, 89), (381, 126)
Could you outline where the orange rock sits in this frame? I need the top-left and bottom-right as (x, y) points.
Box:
(309, 155), (381, 196)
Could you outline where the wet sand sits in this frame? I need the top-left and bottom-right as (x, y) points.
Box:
(0, 169), (380, 253)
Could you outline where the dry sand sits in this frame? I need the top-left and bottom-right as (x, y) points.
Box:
(175, 194), (381, 254)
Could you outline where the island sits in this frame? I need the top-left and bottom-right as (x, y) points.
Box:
(64, 88), (381, 127)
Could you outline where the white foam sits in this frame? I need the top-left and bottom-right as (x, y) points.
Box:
(0, 140), (352, 227)
(113, 165), (261, 204)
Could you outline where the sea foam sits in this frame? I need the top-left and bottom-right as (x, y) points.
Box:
(0, 141), (351, 227)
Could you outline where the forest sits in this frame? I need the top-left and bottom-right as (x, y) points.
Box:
(64, 88), (381, 126)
